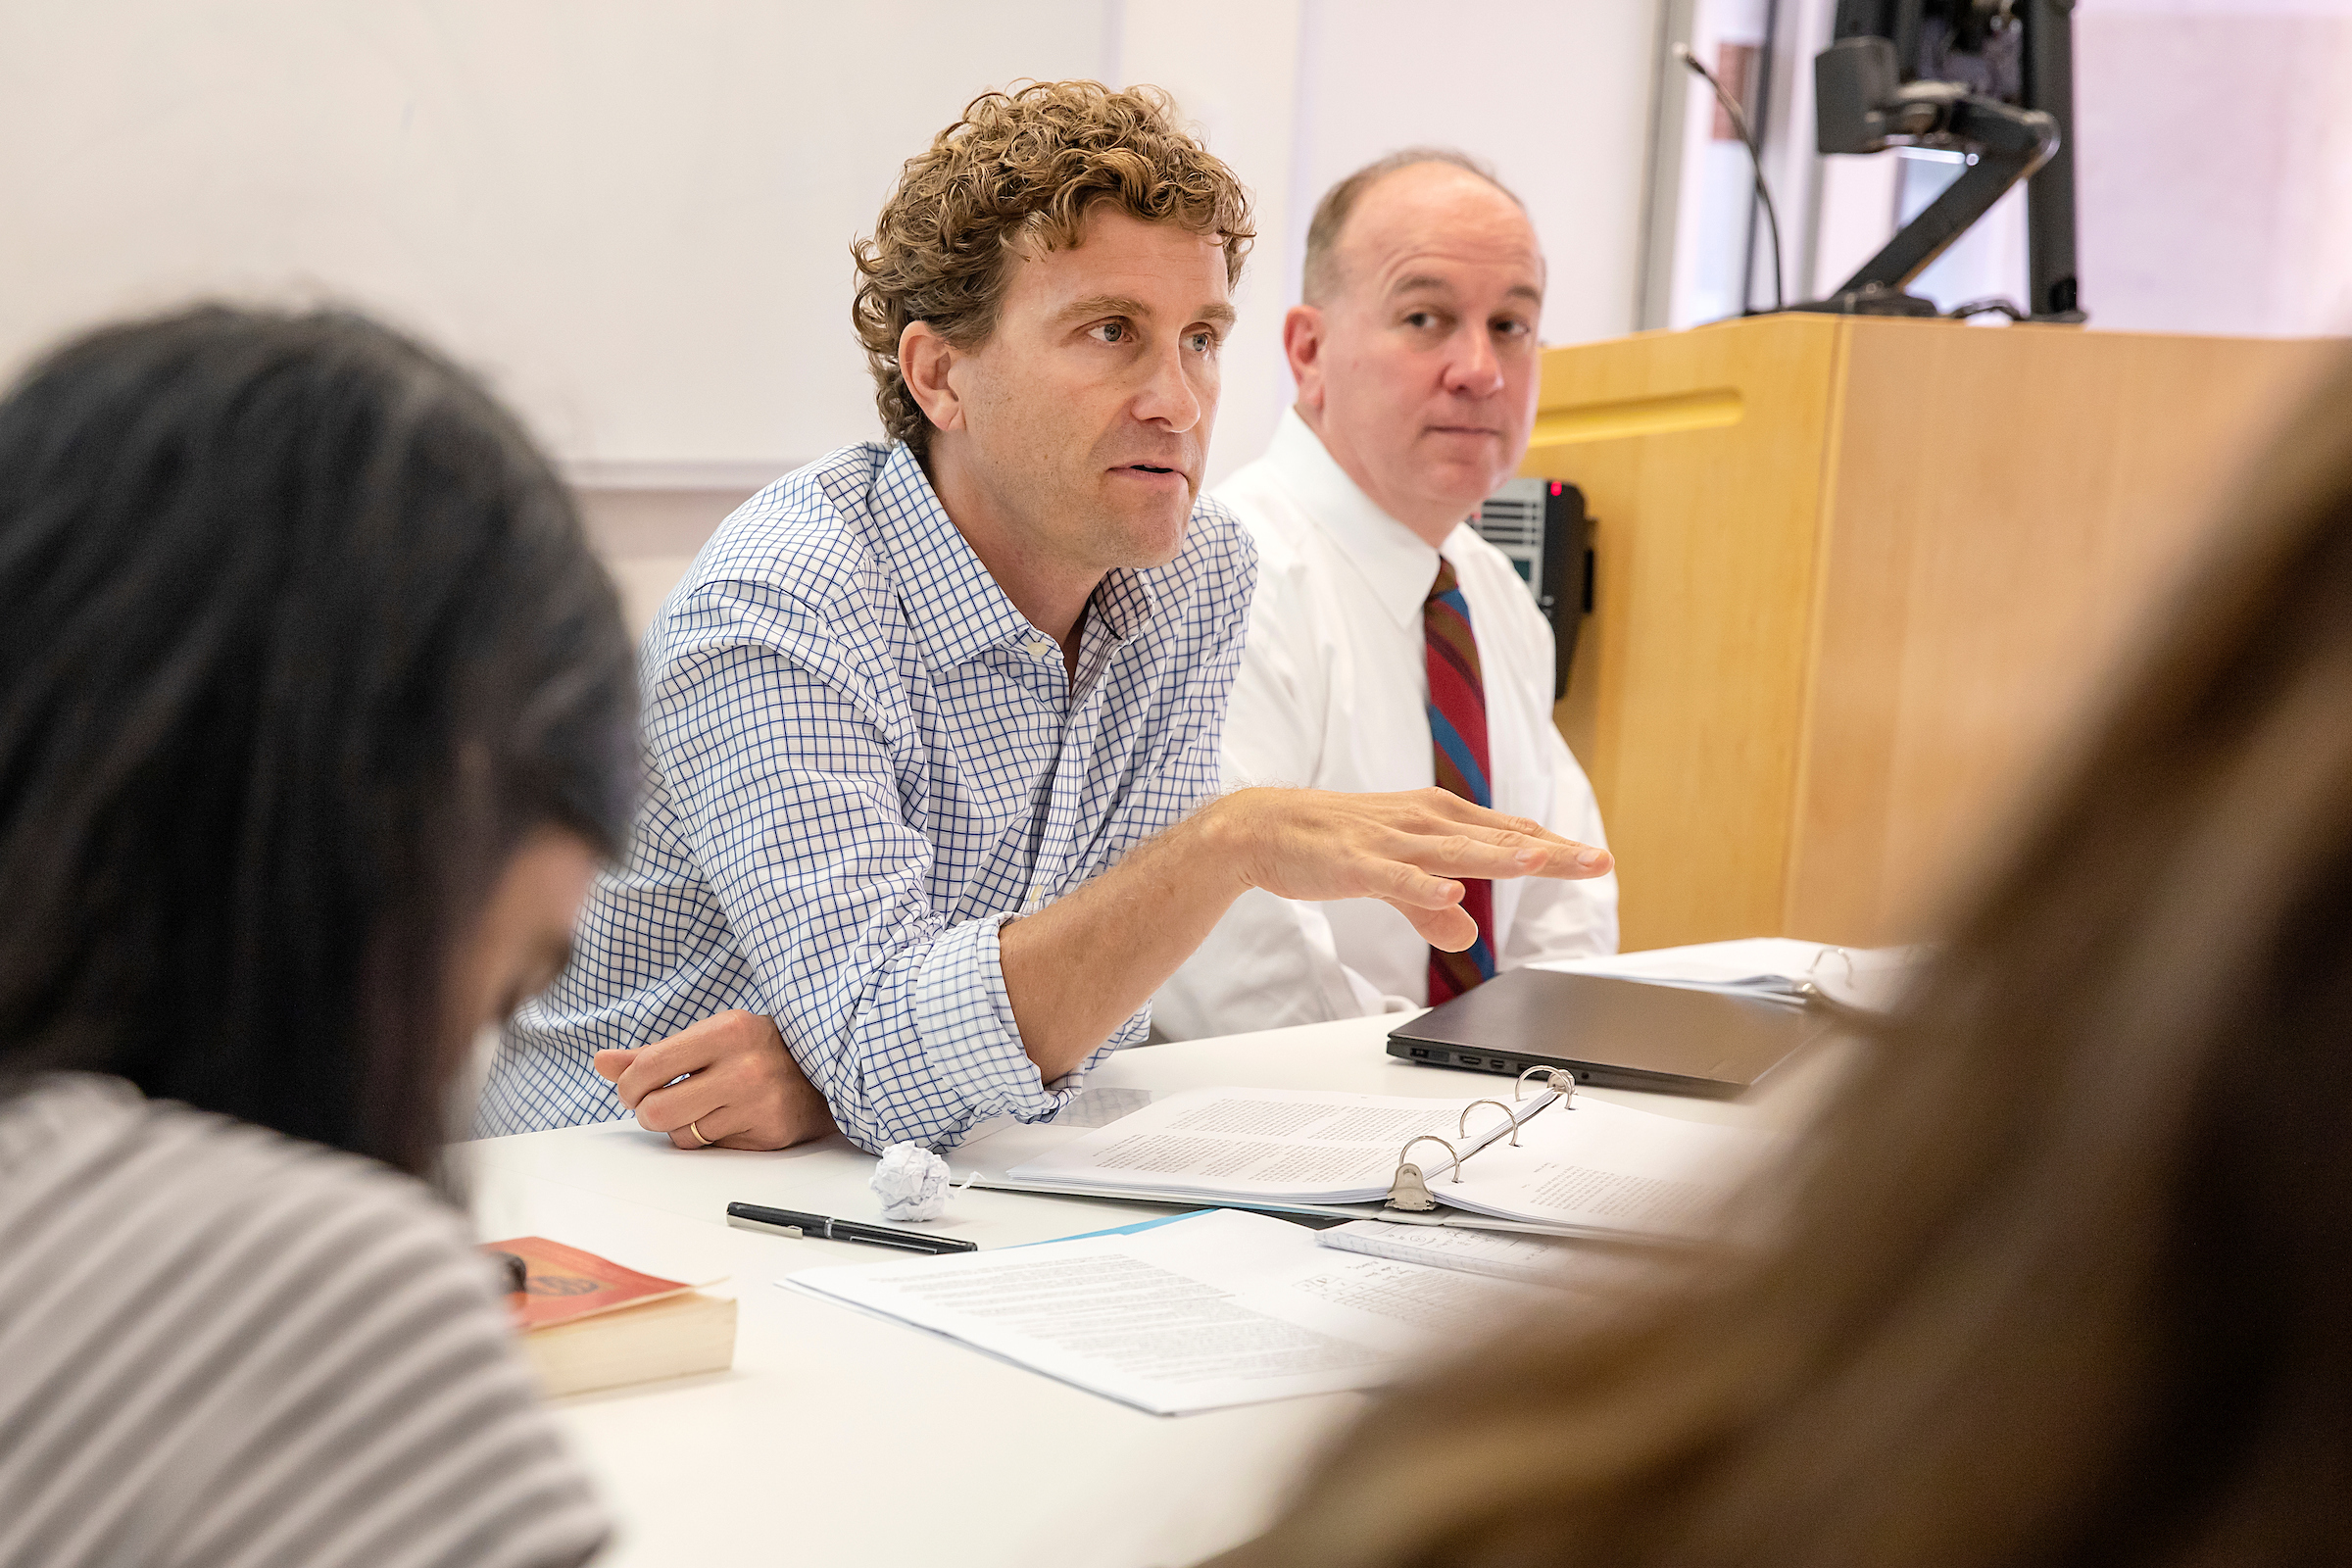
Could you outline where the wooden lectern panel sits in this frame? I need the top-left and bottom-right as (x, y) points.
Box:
(1522, 315), (2338, 951)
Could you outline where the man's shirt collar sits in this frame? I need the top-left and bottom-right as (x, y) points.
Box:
(864, 444), (1036, 671)
(865, 443), (1166, 674)
(1260, 408), (1460, 628)
(1089, 565), (1160, 643)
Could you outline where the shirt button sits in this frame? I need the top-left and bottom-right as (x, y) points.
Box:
(1024, 636), (1054, 658)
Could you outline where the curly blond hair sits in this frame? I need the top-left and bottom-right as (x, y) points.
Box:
(851, 80), (1255, 458)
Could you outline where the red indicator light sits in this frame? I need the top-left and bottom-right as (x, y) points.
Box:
(1549, 482), (1563, 496)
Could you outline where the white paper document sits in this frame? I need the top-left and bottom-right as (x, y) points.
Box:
(1002, 1086), (1777, 1242)
(784, 1208), (1556, 1415)
(1436, 1095), (1774, 1238)
(1005, 1087), (1556, 1204)
(1316, 1219), (1659, 1294)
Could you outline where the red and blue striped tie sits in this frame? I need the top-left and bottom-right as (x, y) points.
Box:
(1425, 559), (1496, 1004)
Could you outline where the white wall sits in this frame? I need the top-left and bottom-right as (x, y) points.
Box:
(0, 1), (1661, 492)
(1881, 0), (2352, 328)
(0, 2), (1103, 479)
(1697, 0), (2352, 332)
(1280, 2), (1661, 382)
(2076, 0), (2352, 336)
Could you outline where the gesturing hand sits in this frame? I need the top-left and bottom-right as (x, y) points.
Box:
(1202, 786), (1612, 953)
(593, 1009), (840, 1152)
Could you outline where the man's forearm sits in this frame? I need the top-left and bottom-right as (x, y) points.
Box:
(997, 785), (1608, 1081)
(998, 805), (1249, 1079)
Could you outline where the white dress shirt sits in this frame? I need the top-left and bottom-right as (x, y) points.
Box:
(1152, 411), (1617, 1040)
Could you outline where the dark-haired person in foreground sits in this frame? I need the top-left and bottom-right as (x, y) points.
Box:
(0, 306), (633, 1567)
(480, 80), (1610, 1155)
(1204, 355), (2352, 1566)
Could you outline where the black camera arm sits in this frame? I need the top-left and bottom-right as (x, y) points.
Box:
(1802, 34), (2059, 316)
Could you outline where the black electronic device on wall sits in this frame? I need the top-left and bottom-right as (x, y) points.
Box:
(1470, 477), (1592, 701)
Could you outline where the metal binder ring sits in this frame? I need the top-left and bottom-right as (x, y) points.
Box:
(1515, 1064), (1577, 1105)
(1459, 1099), (1520, 1146)
(1397, 1134), (1466, 1185)
(1794, 945), (1856, 1003)
(1792, 945), (1885, 1022)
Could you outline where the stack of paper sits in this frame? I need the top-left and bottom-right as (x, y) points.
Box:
(785, 1209), (1561, 1415)
(1533, 937), (1923, 1012)
(1005, 1086), (1555, 1204)
(1315, 1219), (1661, 1295)
(998, 1086), (1778, 1242)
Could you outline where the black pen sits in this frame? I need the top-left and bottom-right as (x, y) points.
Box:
(725, 1200), (977, 1256)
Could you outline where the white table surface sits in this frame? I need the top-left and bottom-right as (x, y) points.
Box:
(463, 1012), (1845, 1568)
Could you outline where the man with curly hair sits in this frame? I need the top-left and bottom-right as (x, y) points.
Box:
(480, 82), (1611, 1154)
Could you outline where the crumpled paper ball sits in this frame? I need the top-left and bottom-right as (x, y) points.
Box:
(869, 1142), (953, 1222)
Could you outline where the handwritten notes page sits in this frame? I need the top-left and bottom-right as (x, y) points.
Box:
(784, 1209), (1554, 1415)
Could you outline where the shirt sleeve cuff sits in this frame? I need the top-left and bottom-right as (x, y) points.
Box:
(903, 914), (1150, 1149)
(898, 913), (1041, 1143)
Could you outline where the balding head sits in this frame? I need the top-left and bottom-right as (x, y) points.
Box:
(1283, 152), (1546, 545)
(1301, 149), (1527, 306)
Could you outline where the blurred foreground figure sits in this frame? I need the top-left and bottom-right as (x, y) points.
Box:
(1206, 354), (2352, 1565)
(0, 307), (636, 1567)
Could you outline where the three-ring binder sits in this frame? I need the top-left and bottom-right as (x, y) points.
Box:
(1384, 1066), (1576, 1210)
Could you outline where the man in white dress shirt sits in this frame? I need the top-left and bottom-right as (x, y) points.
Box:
(1153, 149), (1619, 1039)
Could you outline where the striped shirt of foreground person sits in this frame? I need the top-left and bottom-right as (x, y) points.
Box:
(0, 1076), (607, 1568)
(479, 441), (1251, 1151)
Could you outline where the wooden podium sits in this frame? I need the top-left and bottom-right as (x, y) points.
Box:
(1520, 315), (2339, 951)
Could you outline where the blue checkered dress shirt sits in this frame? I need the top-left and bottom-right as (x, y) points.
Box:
(476, 442), (1252, 1152)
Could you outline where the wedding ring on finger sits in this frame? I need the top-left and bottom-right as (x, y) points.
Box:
(688, 1119), (715, 1148)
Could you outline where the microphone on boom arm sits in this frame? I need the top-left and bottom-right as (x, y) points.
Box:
(1674, 42), (1788, 317)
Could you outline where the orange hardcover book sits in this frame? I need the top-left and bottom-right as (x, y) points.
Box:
(482, 1236), (735, 1397)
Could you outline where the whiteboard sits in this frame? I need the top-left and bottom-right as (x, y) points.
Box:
(0, 1), (1658, 481)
